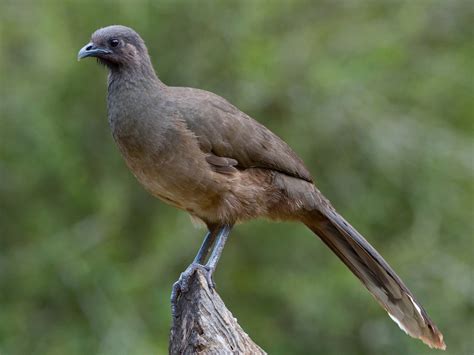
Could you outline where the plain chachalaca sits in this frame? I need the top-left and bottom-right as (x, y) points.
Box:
(78, 25), (445, 350)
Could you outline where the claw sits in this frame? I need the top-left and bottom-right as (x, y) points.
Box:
(170, 262), (215, 318)
(204, 267), (216, 290)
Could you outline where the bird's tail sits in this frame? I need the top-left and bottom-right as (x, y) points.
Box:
(304, 205), (446, 350)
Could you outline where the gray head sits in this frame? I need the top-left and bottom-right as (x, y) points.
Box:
(78, 25), (150, 70)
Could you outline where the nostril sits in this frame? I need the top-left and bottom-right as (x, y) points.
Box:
(86, 45), (93, 51)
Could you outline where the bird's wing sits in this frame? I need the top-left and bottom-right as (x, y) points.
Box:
(174, 88), (313, 182)
(205, 154), (238, 175)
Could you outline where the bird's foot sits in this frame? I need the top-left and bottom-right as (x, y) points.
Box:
(170, 262), (215, 318)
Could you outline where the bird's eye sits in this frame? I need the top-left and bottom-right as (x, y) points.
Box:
(109, 39), (120, 47)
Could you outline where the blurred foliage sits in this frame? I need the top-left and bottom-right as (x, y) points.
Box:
(1, 0), (473, 354)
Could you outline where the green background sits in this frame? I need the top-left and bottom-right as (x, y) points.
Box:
(1, 1), (472, 354)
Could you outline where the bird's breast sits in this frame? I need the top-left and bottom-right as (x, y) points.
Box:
(109, 117), (218, 212)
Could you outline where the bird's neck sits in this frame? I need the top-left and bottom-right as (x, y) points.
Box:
(106, 59), (166, 132)
(107, 58), (165, 94)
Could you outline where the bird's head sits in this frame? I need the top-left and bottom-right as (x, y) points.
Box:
(78, 25), (148, 70)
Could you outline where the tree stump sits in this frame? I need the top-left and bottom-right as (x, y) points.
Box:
(169, 270), (266, 354)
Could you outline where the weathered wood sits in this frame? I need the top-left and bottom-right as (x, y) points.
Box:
(169, 270), (266, 355)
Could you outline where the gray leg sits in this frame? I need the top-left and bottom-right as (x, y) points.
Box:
(171, 225), (233, 318)
(205, 225), (232, 276)
(194, 229), (219, 264)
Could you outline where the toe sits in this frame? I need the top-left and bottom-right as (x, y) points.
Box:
(204, 267), (216, 290)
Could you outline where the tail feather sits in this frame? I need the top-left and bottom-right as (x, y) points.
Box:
(305, 206), (446, 350)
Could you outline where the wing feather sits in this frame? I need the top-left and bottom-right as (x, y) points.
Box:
(172, 87), (313, 182)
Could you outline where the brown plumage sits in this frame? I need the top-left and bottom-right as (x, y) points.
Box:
(78, 25), (445, 350)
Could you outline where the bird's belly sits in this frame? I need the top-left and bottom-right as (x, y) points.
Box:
(112, 128), (213, 211)
(114, 132), (285, 224)
(121, 150), (224, 217)
(134, 170), (185, 208)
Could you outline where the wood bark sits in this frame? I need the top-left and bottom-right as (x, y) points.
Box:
(169, 270), (266, 355)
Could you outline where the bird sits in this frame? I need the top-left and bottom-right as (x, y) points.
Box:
(78, 25), (445, 350)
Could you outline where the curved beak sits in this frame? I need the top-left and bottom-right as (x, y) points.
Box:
(77, 42), (112, 60)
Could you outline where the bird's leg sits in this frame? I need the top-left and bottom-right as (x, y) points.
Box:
(170, 225), (233, 318)
(171, 227), (219, 316)
(194, 229), (218, 264)
(203, 224), (233, 288)
(170, 229), (217, 306)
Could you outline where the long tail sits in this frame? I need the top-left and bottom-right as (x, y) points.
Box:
(305, 205), (446, 350)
